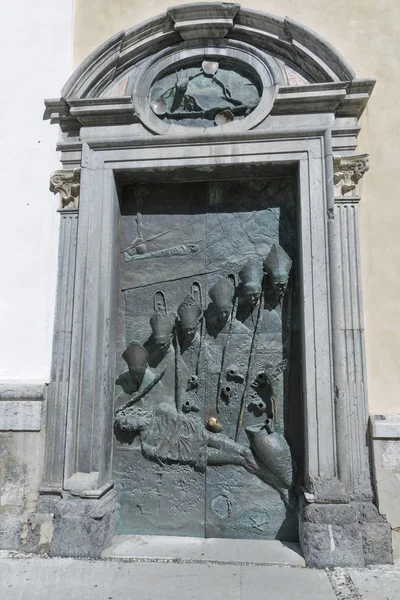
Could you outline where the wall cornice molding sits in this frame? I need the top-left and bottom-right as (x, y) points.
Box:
(45, 4), (371, 108)
(168, 2), (240, 39)
(45, 81), (374, 134)
(44, 5), (375, 137)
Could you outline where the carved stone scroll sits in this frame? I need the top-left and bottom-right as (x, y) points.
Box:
(333, 154), (369, 200)
(50, 169), (81, 210)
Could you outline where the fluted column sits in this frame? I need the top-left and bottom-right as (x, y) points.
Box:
(40, 170), (80, 493)
(331, 154), (372, 499)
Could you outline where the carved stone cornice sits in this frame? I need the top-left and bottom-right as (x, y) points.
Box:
(333, 153), (369, 202)
(168, 3), (240, 40)
(50, 169), (80, 210)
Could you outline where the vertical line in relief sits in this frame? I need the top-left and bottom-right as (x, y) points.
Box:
(352, 206), (368, 482)
(345, 205), (357, 485)
(349, 206), (362, 476)
(328, 524), (336, 553)
(340, 205), (353, 483)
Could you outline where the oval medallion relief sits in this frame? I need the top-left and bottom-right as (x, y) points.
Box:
(150, 59), (261, 128)
(130, 42), (281, 135)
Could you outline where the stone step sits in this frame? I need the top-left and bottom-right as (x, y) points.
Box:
(101, 535), (305, 566)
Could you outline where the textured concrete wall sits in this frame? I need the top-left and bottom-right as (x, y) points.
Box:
(0, 0), (74, 382)
(371, 416), (400, 560)
(0, 385), (50, 552)
(71, 0), (400, 415)
(0, 431), (50, 552)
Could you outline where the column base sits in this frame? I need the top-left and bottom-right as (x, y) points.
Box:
(50, 489), (117, 558)
(300, 499), (393, 568)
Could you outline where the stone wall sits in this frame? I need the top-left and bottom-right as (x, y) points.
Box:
(0, 0), (74, 551)
(70, 0), (400, 417)
(0, 384), (51, 553)
(371, 416), (400, 560)
(0, 0), (74, 382)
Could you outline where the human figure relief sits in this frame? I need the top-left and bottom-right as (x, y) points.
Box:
(177, 292), (203, 413)
(115, 254), (295, 510)
(236, 258), (264, 327)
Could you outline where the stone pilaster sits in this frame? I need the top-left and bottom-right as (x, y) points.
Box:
(40, 171), (80, 497)
(300, 154), (392, 567)
(332, 153), (371, 497)
(41, 166), (120, 559)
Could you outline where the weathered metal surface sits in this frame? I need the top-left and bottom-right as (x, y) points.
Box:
(149, 60), (261, 128)
(113, 177), (300, 540)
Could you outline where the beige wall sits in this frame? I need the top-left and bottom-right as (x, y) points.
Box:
(72, 0), (400, 414)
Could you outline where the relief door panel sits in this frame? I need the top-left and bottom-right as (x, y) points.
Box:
(113, 178), (300, 540)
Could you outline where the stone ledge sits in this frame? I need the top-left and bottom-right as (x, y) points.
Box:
(0, 381), (45, 400)
(0, 381), (45, 431)
(102, 535), (305, 566)
(0, 401), (43, 431)
(371, 415), (400, 439)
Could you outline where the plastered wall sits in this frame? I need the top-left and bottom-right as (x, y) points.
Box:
(71, 0), (400, 414)
(1, 0), (398, 415)
(0, 0), (75, 382)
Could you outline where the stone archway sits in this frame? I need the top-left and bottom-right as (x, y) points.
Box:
(41, 3), (392, 566)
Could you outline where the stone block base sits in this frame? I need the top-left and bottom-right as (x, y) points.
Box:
(50, 489), (117, 558)
(356, 502), (393, 565)
(300, 501), (393, 568)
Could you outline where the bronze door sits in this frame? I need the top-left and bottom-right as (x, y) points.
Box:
(113, 177), (301, 540)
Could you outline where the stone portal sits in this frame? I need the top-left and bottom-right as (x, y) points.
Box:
(41, 3), (393, 567)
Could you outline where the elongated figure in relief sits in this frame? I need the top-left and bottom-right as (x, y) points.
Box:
(116, 341), (149, 396)
(115, 340), (167, 414)
(149, 311), (174, 352)
(177, 292), (203, 412)
(124, 243), (198, 262)
(177, 293), (202, 346)
(206, 276), (235, 336)
(115, 401), (292, 506)
(237, 258), (265, 328)
(238, 258), (264, 308)
(263, 244), (292, 299)
(122, 341), (149, 392)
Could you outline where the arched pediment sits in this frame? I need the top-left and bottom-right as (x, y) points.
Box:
(45, 3), (375, 132)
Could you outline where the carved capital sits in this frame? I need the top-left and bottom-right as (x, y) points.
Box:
(333, 154), (369, 201)
(50, 169), (80, 210)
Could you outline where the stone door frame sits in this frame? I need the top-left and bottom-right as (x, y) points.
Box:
(75, 131), (340, 495)
(42, 126), (378, 561)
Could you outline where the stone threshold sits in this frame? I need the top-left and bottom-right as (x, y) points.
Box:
(101, 535), (305, 567)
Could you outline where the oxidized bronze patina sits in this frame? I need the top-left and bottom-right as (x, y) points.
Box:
(114, 178), (300, 539)
(149, 59), (261, 128)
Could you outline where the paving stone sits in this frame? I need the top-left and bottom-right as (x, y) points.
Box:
(0, 559), (241, 600)
(348, 568), (400, 600)
(240, 565), (337, 600)
(1, 557), (400, 600)
(102, 534), (305, 566)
